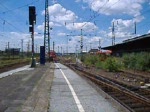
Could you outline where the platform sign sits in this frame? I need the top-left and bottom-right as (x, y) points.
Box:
(40, 46), (45, 65)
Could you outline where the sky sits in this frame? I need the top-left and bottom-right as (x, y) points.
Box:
(0, 0), (150, 53)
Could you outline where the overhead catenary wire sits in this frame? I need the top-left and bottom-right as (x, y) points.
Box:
(0, 0), (40, 14)
(0, 0), (43, 34)
(66, 0), (120, 40)
(0, 17), (25, 33)
(64, 0), (110, 38)
(0, 3), (29, 27)
(81, 0), (121, 28)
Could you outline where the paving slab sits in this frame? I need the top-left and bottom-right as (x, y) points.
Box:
(49, 63), (129, 112)
(0, 65), (31, 78)
(21, 63), (54, 112)
(0, 63), (54, 112)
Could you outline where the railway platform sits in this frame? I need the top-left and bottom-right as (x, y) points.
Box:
(0, 63), (54, 112)
(0, 62), (129, 112)
(49, 63), (128, 112)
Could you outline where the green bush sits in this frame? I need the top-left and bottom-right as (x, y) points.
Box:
(83, 52), (150, 72)
(136, 52), (150, 71)
(123, 52), (150, 71)
(103, 57), (122, 72)
(95, 61), (103, 69)
(83, 55), (99, 67)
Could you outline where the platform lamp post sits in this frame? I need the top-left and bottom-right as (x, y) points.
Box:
(29, 6), (36, 67)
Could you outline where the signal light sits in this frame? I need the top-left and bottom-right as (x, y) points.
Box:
(29, 26), (33, 33)
(29, 6), (36, 25)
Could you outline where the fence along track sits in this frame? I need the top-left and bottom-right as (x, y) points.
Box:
(69, 64), (150, 112)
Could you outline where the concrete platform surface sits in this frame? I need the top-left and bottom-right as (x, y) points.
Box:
(49, 63), (127, 112)
(0, 65), (31, 78)
(0, 63), (54, 112)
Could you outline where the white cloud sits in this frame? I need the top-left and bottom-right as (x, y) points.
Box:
(57, 32), (66, 36)
(83, 0), (146, 17)
(133, 15), (144, 23)
(10, 32), (30, 40)
(75, 0), (81, 2)
(82, 6), (88, 10)
(37, 22), (60, 32)
(98, 30), (107, 36)
(148, 30), (150, 33)
(52, 0), (58, 4)
(40, 3), (99, 35)
(37, 23), (44, 31)
(42, 4), (78, 25)
(0, 32), (33, 50)
(1, 32), (44, 50)
(106, 18), (138, 39)
(88, 36), (101, 43)
(66, 22), (98, 32)
(113, 19), (134, 32)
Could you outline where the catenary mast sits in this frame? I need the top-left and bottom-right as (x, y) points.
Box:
(44, 0), (50, 61)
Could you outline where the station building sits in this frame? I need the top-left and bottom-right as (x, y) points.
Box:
(102, 33), (150, 56)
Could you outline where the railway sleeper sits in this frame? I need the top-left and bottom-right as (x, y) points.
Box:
(108, 92), (124, 97)
(119, 99), (133, 105)
(116, 96), (128, 101)
(123, 99), (137, 104)
(107, 92), (129, 101)
(101, 87), (113, 92)
(139, 89), (150, 93)
(146, 95), (150, 99)
(134, 92), (150, 98)
(132, 106), (150, 112)
(136, 92), (150, 95)
(137, 94), (150, 99)
(129, 103), (146, 108)
(137, 90), (150, 94)
(106, 97), (137, 112)
(140, 93), (150, 97)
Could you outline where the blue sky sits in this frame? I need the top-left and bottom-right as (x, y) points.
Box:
(0, 0), (150, 53)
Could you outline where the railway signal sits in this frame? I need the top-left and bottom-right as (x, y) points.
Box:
(29, 6), (36, 67)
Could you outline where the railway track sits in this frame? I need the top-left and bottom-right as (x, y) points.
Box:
(68, 64), (150, 112)
(120, 70), (150, 83)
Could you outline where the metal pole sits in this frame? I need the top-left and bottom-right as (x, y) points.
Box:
(86, 46), (87, 53)
(48, 28), (50, 62)
(61, 46), (62, 55)
(21, 39), (24, 58)
(134, 21), (136, 35)
(8, 42), (10, 59)
(58, 46), (59, 53)
(36, 44), (38, 53)
(90, 43), (92, 50)
(98, 39), (101, 51)
(44, 0), (50, 62)
(67, 35), (68, 55)
(112, 22), (115, 46)
(31, 22), (36, 67)
(53, 41), (55, 51)
(80, 29), (83, 61)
